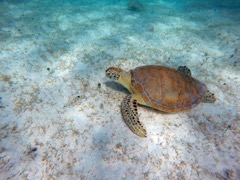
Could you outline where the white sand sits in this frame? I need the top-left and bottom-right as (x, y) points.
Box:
(0, 0), (239, 179)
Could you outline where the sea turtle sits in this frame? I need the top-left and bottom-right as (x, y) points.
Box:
(106, 65), (216, 138)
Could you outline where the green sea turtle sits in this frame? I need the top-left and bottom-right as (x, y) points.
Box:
(106, 65), (216, 138)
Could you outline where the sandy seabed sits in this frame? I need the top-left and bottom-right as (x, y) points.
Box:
(0, 0), (240, 179)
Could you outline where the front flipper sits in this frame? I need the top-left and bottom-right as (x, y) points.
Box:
(121, 95), (147, 138)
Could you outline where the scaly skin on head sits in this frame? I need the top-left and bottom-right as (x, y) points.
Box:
(106, 67), (122, 81)
(106, 67), (132, 93)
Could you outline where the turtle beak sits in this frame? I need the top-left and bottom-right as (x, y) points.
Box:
(106, 68), (112, 79)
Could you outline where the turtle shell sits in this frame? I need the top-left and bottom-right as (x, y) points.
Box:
(131, 65), (208, 112)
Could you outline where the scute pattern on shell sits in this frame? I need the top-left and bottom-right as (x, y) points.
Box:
(131, 65), (208, 113)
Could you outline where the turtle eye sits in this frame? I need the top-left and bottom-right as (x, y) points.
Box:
(106, 72), (110, 77)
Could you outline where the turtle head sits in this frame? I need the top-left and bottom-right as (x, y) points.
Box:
(106, 67), (123, 81)
(106, 67), (132, 92)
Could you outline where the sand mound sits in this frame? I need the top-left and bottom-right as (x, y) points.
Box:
(128, 0), (144, 11)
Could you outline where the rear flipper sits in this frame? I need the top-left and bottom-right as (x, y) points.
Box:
(121, 95), (147, 138)
(177, 66), (192, 76)
(202, 91), (216, 103)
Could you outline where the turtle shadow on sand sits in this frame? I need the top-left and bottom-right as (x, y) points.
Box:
(128, 0), (144, 11)
(105, 81), (129, 94)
